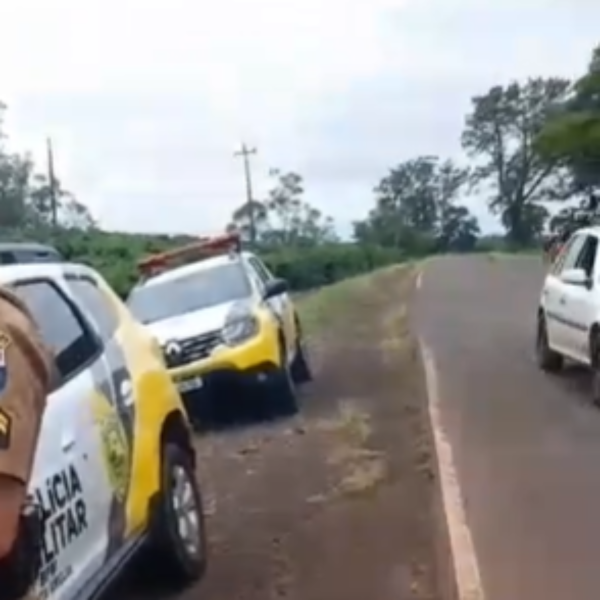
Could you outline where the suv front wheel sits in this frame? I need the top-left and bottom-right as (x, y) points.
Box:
(269, 338), (299, 416)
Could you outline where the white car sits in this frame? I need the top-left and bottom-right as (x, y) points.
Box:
(537, 226), (600, 401)
(1, 261), (207, 600)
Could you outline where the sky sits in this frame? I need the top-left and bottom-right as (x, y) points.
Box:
(0, 0), (599, 237)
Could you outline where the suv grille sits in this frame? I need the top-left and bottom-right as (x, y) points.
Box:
(167, 330), (222, 367)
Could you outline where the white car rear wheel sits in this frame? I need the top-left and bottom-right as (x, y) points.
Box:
(536, 314), (563, 372)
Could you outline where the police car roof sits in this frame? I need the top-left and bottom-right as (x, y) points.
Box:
(137, 251), (251, 289)
(0, 262), (95, 285)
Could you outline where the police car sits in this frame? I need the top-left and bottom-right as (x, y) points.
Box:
(126, 233), (312, 424)
(1, 261), (207, 599)
(537, 226), (600, 403)
(0, 242), (63, 265)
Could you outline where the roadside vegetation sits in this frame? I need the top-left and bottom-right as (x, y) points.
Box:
(296, 263), (415, 334)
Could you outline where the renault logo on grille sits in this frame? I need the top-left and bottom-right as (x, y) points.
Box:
(165, 340), (182, 357)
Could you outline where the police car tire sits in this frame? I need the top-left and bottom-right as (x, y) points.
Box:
(290, 327), (312, 385)
(536, 315), (563, 372)
(147, 443), (207, 585)
(270, 340), (299, 416)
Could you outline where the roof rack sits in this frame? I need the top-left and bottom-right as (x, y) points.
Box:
(137, 232), (242, 281)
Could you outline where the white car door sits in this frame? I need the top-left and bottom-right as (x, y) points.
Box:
(14, 278), (113, 600)
(559, 234), (599, 363)
(544, 233), (587, 354)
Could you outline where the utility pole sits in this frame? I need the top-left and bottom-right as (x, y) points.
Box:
(234, 143), (257, 244)
(46, 137), (58, 227)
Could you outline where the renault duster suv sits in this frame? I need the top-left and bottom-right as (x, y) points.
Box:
(126, 234), (312, 425)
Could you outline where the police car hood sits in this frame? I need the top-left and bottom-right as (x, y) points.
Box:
(143, 299), (251, 345)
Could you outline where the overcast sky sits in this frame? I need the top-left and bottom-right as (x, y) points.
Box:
(0, 0), (598, 236)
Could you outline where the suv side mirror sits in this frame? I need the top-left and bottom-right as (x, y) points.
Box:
(263, 278), (288, 299)
(561, 268), (589, 286)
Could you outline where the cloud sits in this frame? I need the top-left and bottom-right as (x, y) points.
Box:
(0, 0), (599, 235)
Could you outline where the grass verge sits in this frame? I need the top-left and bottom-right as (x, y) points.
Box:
(296, 262), (414, 335)
(296, 264), (424, 503)
(286, 263), (443, 599)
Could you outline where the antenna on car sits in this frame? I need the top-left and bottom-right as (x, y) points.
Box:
(137, 232), (242, 281)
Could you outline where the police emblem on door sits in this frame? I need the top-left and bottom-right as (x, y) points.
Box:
(98, 413), (130, 502)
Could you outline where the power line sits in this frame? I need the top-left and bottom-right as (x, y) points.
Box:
(234, 143), (257, 244)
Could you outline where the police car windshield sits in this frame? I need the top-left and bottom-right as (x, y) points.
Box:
(127, 263), (251, 324)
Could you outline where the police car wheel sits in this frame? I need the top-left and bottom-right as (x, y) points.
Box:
(290, 327), (313, 385)
(147, 443), (207, 585)
(270, 339), (299, 417)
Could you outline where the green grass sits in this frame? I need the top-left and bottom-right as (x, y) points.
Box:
(295, 263), (413, 335)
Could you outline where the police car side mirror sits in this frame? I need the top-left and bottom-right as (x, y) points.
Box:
(263, 278), (288, 300)
(561, 268), (589, 287)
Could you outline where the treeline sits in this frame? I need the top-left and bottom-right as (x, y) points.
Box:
(1, 42), (600, 294)
(21, 227), (406, 297)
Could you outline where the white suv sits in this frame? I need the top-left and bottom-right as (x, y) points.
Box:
(1, 261), (207, 600)
(537, 226), (600, 402)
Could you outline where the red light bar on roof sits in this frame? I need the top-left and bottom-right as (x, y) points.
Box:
(137, 232), (241, 279)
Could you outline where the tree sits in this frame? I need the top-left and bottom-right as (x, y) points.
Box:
(29, 173), (96, 229)
(462, 77), (571, 245)
(536, 45), (600, 205)
(502, 201), (548, 240)
(438, 205), (481, 252)
(354, 156), (478, 253)
(227, 169), (337, 247)
(59, 195), (96, 229)
(264, 169), (337, 246)
(226, 199), (269, 242)
(0, 102), (96, 231)
(0, 151), (35, 227)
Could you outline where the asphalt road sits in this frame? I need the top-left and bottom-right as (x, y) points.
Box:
(415, 255), (600, 600)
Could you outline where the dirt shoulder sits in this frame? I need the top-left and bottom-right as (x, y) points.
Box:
(125, 265), (445, 600)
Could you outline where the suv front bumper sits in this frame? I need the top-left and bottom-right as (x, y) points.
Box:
(167, 329), (282, 421)
(176, 362), (281, 423)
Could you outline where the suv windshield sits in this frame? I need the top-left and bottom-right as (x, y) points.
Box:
(127, 262), (251, 324)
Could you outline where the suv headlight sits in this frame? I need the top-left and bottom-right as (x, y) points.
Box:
(222, 315), (259, 346)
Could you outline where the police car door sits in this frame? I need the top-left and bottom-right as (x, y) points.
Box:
(64, 273), (137, 562)
(247, 256), (295, 359)
(246, 257), (282, 317)
(14, 278), (111, 600)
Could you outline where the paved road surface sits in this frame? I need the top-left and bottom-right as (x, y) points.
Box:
(415, 255), (600, 600)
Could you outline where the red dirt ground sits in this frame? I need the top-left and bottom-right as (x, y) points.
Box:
(120, 266), (445, 600)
